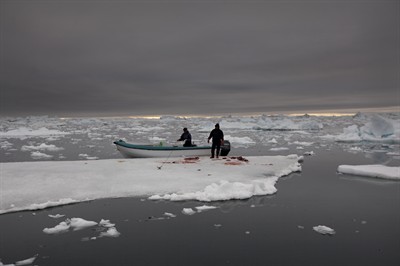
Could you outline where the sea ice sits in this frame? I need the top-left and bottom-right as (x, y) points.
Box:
(99, 227), (121, 238)
(164, 212), (177, 218)
(224, 135), (256, 147)
(325, 114), (399, 143)
(21, 143), (64, 152)
(99, 219), (116, 228)
(0, 155), (301, 214)
(31, 151), (53, 159)
(14, 254), (38, 266)
(43, 221), (70, 234)
(313, 225), (336, 235)
(338, 164), (400, 180)
(0, 127), (69, 138)
(270, 147), (289, 151)
(48, 214), (65, 219)
(70, 218), (98, 231)
(43, 218), (98, 234)
(195, 205), (218, 212)
(182, 208), (196, 215)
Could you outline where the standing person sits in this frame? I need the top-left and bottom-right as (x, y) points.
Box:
(207, 123), (224, 158)
(177, 127), (192, 147)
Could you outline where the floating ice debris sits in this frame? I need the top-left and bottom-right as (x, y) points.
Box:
(21, 143), (64, 152)
(182, 208), (196, 215)
(223, 135), (256, 147)
(338, 164), (400, 180)
(99, 219), (116, 228)
(0, 127), (69, 138)
(164, 212), (177, 218)
(79, 154), (99, 160)
(44, 217), (120, 239)
(43, 218), (98, 234)
(31, 151), (53, 159)
(303, 151), (315, 156)
(195, 205), (218, 212)
(48, 214), (65, 219)
(313, 225), (336, 235)
(99, 227), (121, 238)
(268, 138), (278, 144)
(14, 254), (38, 266)
(270, 147), (289, 151)
(0, 141), (13, 149)
(291, 141), (314, 146)
(70, 218), (98, 231)
(43, 221), (70, 234)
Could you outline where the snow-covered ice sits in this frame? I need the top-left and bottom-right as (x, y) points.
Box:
(0, 155), (301, 214)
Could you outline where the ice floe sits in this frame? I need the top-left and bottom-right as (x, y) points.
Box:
(313, 225), (336, 235)
(338, 164), (400, 180)
(43, 217), (120, 240)
(0, 155), (301, 214)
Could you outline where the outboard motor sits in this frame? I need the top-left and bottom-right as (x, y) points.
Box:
(220, 140), (231, 156)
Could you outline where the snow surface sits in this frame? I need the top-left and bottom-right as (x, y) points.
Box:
(338, 165), (400, 180)
(0, 155), (301, 214)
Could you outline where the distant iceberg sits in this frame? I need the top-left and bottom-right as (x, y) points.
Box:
(324, 114), (399, 143)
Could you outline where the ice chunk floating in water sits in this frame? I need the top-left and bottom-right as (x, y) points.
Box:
(313, 225), (336, 235)
(0, 155), (302, 214)
(338, 165), (400, 180)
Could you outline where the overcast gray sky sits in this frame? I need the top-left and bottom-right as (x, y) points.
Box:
(1, 0), (398, 117)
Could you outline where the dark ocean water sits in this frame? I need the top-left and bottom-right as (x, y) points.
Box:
(1, 145), (399, 266)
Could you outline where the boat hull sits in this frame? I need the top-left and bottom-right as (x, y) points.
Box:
(114, 140), (211, 158)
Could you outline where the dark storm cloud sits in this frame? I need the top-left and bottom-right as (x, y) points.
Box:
(1, 0), (398, 117)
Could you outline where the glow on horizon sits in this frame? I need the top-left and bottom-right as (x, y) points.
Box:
(288, 113), (355, 117)
(58, 106), (398, 120)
